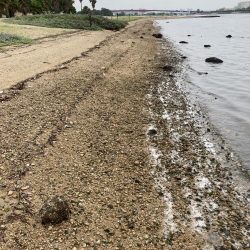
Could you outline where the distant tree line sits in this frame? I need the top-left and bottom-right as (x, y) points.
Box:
(79, 6), (113, 16)
(216, 6), (250, 13)
(0, 0), (76, 18)
(237, 6), (250, 12)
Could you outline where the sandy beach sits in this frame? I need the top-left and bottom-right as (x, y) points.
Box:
(0, 29), (112, 91)
(0, 19), (249, 249)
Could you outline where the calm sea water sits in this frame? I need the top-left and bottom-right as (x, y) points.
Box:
(157, 14), (250, 169)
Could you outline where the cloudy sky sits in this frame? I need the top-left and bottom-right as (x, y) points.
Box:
(74, 0), (243, 11)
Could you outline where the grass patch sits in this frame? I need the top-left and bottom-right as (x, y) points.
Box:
(0, 33), (31, 47)
(5, 14), (128, 31)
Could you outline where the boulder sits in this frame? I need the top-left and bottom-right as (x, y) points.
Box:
(162, 65), (174, 71)
(187, 35), (192, 37)
(152, 33), (163, 39)
(226, 35), (232, 38)
(205, 57), (223, 64)
(179, 41), (188, 44)
(181, 56), (187, 59)
(39, 196), (70, 225)
(204, 45), (211, 48)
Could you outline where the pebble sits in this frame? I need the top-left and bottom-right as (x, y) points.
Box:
(134, 161), (140, 166)
(0, 198), (5, 207)
(8, 191), (13, 196)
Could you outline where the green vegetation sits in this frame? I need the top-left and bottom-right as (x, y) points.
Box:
(0, 32), (31, 46)
(79, 7), (113, 16)
(0, 0), (75, 18)
(5, 14), (128, 31)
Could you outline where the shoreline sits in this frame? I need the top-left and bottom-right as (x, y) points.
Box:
(156, 15), (250, 173)
(147, 29), (249, 248)
(0, 20), (249, 249)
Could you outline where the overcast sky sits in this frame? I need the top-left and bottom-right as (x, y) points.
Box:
(74, 0), (243, 11)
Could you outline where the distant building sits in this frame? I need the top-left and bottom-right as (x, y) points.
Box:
(236, 1), (250, 9)
(111, 9), (194, 16)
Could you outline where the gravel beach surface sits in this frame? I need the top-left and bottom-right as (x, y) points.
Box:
(0, 19), (249, 249)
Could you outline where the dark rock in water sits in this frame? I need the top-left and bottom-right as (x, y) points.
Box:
(179, 41), (188, 44)
(205, 57), (223, 64)
(198, 72), (208, 75)
(226, 35), (232, 38)
(163, 65), (174, 71)
(148, 128), (157, 136)
(204, 45), (211, 48)
(152, 33), (163, 39)
(39, 196), (70, 225)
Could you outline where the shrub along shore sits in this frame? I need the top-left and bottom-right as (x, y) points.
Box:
(0, 32), (31, 47)
(0, 14), (128, 47)
(4, 14), (128, 31)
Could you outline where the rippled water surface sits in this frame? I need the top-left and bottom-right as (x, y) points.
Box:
(157, 14), (250, 169)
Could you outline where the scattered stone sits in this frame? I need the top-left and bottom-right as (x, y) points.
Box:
(0, 199), (5, 208)
(205, 57), (223, 64)
(179, 41), (188, 44)
(147, 128), (157, 136)
(204, 45), (211, 48)
(127, 219), (135, 229)
(152, 33), (163, 39)
(162, 65), (174, 72)
(59, 65), (68, 69)
(8, 191), (13, 196)
(39, 196), (70, 225)
(140, 36), (144, 39)
(134, 161), (140, 166)
(226, 35), (232, 38)
(107, 204), (114, 209)
(0, 94), (11, 102)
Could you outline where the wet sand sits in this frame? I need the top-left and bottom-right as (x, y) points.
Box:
(0, 20), (249, 249)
